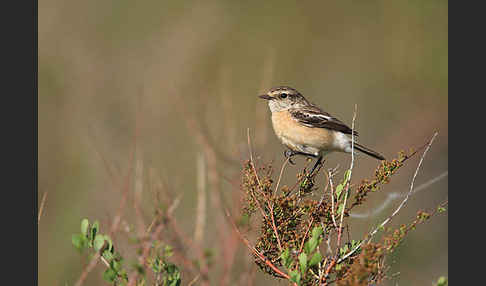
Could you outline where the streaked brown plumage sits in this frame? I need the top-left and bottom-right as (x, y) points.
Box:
(259, 86), (385, 170)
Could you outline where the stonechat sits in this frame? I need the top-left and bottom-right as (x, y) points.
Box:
(259, 86), (385, 174)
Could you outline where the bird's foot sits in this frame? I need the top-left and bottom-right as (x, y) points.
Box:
(284, 150), (297, 165)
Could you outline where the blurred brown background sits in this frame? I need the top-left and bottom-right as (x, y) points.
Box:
(39, 0), (448, 285)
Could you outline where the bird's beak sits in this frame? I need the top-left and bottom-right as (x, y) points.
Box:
(258, 94), (273, 100)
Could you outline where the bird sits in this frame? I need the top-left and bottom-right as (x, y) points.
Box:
(258, 86), (385, 176)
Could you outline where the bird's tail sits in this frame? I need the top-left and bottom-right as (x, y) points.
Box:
(354, 143), (386, 161)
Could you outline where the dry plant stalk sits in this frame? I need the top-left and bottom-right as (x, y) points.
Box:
(71, 91), (446, 286)
(230, 124), (446, 286)
(38, 191), (48, 223)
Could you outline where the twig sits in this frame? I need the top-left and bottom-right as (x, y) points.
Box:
(86, 125), (121, 189)
(275, 156), (290, 194)
(318, 165), (338, 208)
(188, 274), (200, 286)
(180, 99), (228, 286)
(268, 202), (283, 252)
(337, 104), (357, 248)
(247, 128), (262, 188)
(337, 132), (438, 264)
(327, 170), (339, 230)
(246, 177), (269, 221)
(225, 209), (296, 285)
(289, 159), (313, 193)
(322, 105), (357, 285)
(194, 152), (207, 246)
(74, 129), (136, 286)
(134, 158), (146, 238)
(38, 191), (48, 223)
(248, 128), (283, 252)
(325, 229), (334, 255)
(367, 132), (438, 241)
(350, 170), (448, 219)
(299, 217), (315, 253)
(127, 194), (185, 286)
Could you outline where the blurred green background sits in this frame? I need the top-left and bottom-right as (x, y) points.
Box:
(39, 0), (447, 285)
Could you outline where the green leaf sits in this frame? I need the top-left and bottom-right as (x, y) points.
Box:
(344, 169), (351, 183)
(307, 237), (318, 255)
(304, 241), (310, 255)
(309, 251), (322, 267)
(163, 263), (181, 286)
(80, 218), (89, 236)
(304, 240), (312, 255)
(341, 244), (349, 255)
(151, 256), (163, 273)
(93, 234), (105, 251)
(164, 245), (174, 258)
(118, 269), (128, 282)
(298, 252), (307, 276)
(435, 276), (448, 286)
(311, 226), (323, 238)
(111, 260), (122, 272)
(102, 249), (114, 262)
(104, 235), (113, 252)
(335, 184), (344, 199)
(103, 268), (117, 282)
(134, 262), (145, 275)
(337, 203), (344, 215)
(305, 226), (323, 254)
(280, 248), (292, 269)
(72, 234), (86, 250)
(289, 270), (301, 285)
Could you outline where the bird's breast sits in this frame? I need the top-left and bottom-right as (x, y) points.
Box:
(271, 111), (336, 153)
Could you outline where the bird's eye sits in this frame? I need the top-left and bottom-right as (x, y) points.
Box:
(280, 93), (288, 99)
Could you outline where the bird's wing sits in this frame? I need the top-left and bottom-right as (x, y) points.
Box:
(289, 106), (358, 136)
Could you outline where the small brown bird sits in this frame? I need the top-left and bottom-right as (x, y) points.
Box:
(259, 86), (385, 174)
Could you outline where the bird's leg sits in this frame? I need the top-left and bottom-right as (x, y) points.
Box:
(284, 150), (315, 165)
(298, 155), (324, 197)
(307, 155), (324, 178)
(284, 150), (298, 165)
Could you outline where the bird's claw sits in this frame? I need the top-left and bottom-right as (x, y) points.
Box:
(284, 150), (296, 165)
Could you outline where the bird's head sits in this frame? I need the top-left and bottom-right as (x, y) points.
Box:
(259, 86), (310, 112)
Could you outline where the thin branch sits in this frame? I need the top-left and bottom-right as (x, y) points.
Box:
(328, 170), (338, 229)
(134, 158), (146, 238)
(74, 129), (136, 286)
(275, 156), (290, 194)
(247, 128), (262, 188)
(350, 170), (448, 219)
(268, 202), (283, 252)
(245, 176), (269, 222)
(337, 132), (438, 264)
(225, 209), (296, 284)
(367, 132), (438, 241)
(248, 128), (283, 252)
(188, 274), (201, 286)
(127, 194), (186, 286)
(194, 152), (207, 246)
(299, 217), (315, 253)
(337, 104), (357, 248)
(318, 164), (338, 208)
(322, 105), (358, 285)
(38, 191), (48, 223)
(289, 159), (313, 193)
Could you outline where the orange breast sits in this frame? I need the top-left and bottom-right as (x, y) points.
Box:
(271, 111), (335, 151)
